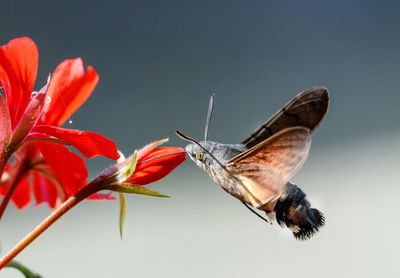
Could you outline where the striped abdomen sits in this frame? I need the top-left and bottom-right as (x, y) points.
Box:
(273, 182), (325, 240)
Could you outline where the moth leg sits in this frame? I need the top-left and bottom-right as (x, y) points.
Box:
(241, 202), (269, 224)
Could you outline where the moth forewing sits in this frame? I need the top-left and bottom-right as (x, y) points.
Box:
(227, 126), (311, 208)
(241, 87), (328, 149)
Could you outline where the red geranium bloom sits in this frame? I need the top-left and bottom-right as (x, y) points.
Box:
(128, 146), (186, 185)
(99, 139), (185, 193)
(0, 37), (119, 209)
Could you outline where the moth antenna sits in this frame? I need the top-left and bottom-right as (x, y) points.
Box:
(242, 202), (269, 224)
(204, 93), (215, 141)
(176, 130), (225, 168)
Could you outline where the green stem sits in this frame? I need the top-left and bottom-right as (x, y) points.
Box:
(0, 181), (103, 269)
(5, 260), (42, 277)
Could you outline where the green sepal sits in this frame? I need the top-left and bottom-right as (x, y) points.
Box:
(118, 192), (127, 239)
(113, 183), (170, 198)
(124, 150), (138, 180)
(5, 261), (42, 278)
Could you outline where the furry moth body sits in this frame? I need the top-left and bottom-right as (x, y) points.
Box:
(179, 87), (328, 240)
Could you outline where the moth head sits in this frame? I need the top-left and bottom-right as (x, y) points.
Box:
(176, 93), (226, 171)
(176, 130), (225, 171)
(185, 141), (214, 170)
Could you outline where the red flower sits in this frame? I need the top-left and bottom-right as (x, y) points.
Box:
(128, 147), (186, 185)
(100, 139), (186, 194)
(0, 37), (119, 209)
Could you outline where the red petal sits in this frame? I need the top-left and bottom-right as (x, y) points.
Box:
(41, 58), (99, 126)
(0, 93), (11, 152)
(128, 147), (185, 185)
(88, 192), (115, 200)
(32, 172), (59, 208)
(0, 159), (31, 209)
(0, 37), (38, 127)
(31, 125), (120, 160)
(138, 147), (185, 161)
(37, 142), (88, 196)
(0, 184), (6, 195)
(11, 176), (31, 209)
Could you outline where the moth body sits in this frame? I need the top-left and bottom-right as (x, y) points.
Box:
(179, 87), (329, 240)
(186, 139), (325, 240)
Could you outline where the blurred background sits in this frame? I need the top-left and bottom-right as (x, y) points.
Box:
(1, 0), (400, 277)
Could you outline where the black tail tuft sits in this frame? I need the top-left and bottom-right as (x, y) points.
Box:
(292, 208), (325, 240)
(274, 183), (325, 240)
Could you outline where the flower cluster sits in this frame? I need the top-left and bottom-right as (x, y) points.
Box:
(0, 37), (186, 269)
(0, 36), (185, 230)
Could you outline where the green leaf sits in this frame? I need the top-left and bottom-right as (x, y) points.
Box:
(113, 183), (170, 198)
(124, 150), (138, 179)
(119, 192), (127, 239)
(5, 261), (42, 278)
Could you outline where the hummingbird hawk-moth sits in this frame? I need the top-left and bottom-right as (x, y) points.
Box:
(177, 87), (329, 240)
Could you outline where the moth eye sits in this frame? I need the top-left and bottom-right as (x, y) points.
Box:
(195, 152), (205, 161)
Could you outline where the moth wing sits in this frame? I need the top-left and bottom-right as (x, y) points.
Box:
(227, 126), (311, 208)
(241, 87), (328, 149)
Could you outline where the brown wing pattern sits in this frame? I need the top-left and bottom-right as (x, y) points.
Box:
(241, 87), (328, 149)
(227, 127), (311, 207)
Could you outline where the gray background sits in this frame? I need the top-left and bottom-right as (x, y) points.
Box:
(1, 1), (400, 277)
